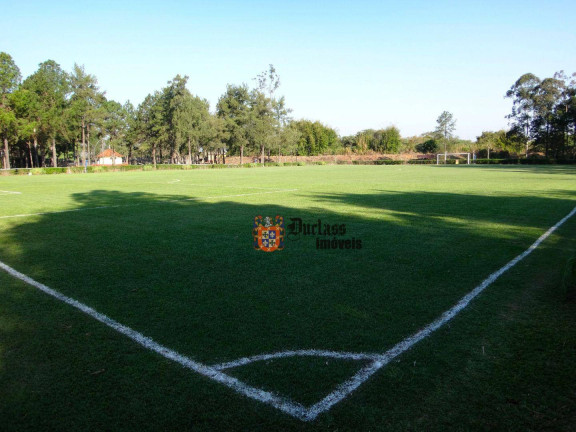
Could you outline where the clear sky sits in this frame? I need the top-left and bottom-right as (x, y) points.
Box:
(3, 0), (576, 139)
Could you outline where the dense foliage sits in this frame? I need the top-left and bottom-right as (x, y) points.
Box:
(1, 51), (575, 168)
(0, 57), (321, 168)
(505, 72), (576, 158)
(341, 127), (401, 154)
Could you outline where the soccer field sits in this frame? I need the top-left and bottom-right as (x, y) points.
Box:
(1, 165), (575, 431)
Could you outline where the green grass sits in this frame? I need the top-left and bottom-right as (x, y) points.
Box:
(1, 165), (575, 431)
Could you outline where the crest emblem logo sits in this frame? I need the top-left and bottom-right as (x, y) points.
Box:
(253, 216), (285, 252)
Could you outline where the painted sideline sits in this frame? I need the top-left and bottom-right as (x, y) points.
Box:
(0, 204), (574, 421)
(302, 203), (576, 420)
(212, 349), (380, 371)
(0, 260), (310, 420)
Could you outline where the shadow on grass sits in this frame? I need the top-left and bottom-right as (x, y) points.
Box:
(461, 164), (576, 175)
(1, 186), (576, 430)
(2, 187), (576, 355)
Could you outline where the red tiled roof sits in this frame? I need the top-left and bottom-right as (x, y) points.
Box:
(96, 149), (124, 158)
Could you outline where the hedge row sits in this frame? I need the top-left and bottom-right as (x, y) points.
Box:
(474, 158), (576, 165)
(0, 162), (309, 175)
(2, 158), (575, 175)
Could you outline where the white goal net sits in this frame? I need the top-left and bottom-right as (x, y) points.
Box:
(436, 152), (471, 165)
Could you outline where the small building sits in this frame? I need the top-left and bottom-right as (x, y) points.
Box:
(96, 149), (123, 165)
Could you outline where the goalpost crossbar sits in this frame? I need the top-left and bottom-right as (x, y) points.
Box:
(436, 152), (471, 165)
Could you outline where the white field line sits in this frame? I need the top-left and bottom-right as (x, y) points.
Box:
(0, 190), (22, 195)
(212, 349), (380, 371)
(0, 189), (299, 220)
(0, 260), (310, 420)
(144, 179), (181, 184)
(182, 183), (297, 190)
(0, 203), (574, 421)
(144, 181), (294, 191)
(300, 203), (576, 421)
(205, 203), (576, 420)
(186, 189), (298, 200)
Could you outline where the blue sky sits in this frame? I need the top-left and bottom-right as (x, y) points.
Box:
(3, 0), (576, 139)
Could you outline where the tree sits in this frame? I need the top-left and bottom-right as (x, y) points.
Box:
(22, 60), (70, 167)
(0, 52), (21, 105)
(384, 127), (401, 153)
(277, 121), (300, 161)
(9, 87), (39, 168)
(100, 99), (132, 164)
(564, 73), (576, 158)
(199, 114), (226, 163)
(362, 126), (402, 153)
(169, 77), (211, 164)
(506, 73), (540, 157)
(254, 64), (280, 101)
(532, 76), (565, 157)
(292, 120), (340, 155)
(506, 72), (576, 158)
(217, 84), (251, 164)
(247, 88), (276, 163)
(476, 131), (506, 159)
(163, 74), (190, 163)
(69, 64), (105, 169)
(136, 91), (167, 167)
(122, 101), (138, 163)
(252, 65), (290, 163)
(435, 111), (456, 160)
(0, 52), (21, 169)
(0, 106), (17, 169)
(415, 139), (438, 154)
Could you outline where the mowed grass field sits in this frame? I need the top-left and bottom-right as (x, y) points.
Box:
(1, 165), (576, 431)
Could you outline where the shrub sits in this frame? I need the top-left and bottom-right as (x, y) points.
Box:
(374, 160), (403, 165)
(415, 139), (438, 154)
(407, 159), (435, 164)
(474, 159), (507, 165)
(42, 167), (67, 174)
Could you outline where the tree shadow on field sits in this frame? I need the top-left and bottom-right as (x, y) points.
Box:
(2, 186), (576, 358)
(1, 187), (576, 430)
(463, 164), (576, 176)
(310, 188), (576, 227)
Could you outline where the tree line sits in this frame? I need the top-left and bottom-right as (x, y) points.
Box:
(505, 72), (576, 159)
(0, 54), (345, 169)
(344, 72), (576, 160)
(1, 51), (575, 169)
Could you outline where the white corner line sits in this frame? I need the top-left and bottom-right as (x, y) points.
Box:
(301, 204), (576, 420)
(0, 204), (574, 422)
(0, 260), (310, 421)
(211, 349), (380, 371)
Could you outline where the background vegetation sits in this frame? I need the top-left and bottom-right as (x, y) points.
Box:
(1, 52), (576, 169)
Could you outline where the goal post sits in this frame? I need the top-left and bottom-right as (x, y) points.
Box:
(436, 152), (471, 165)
